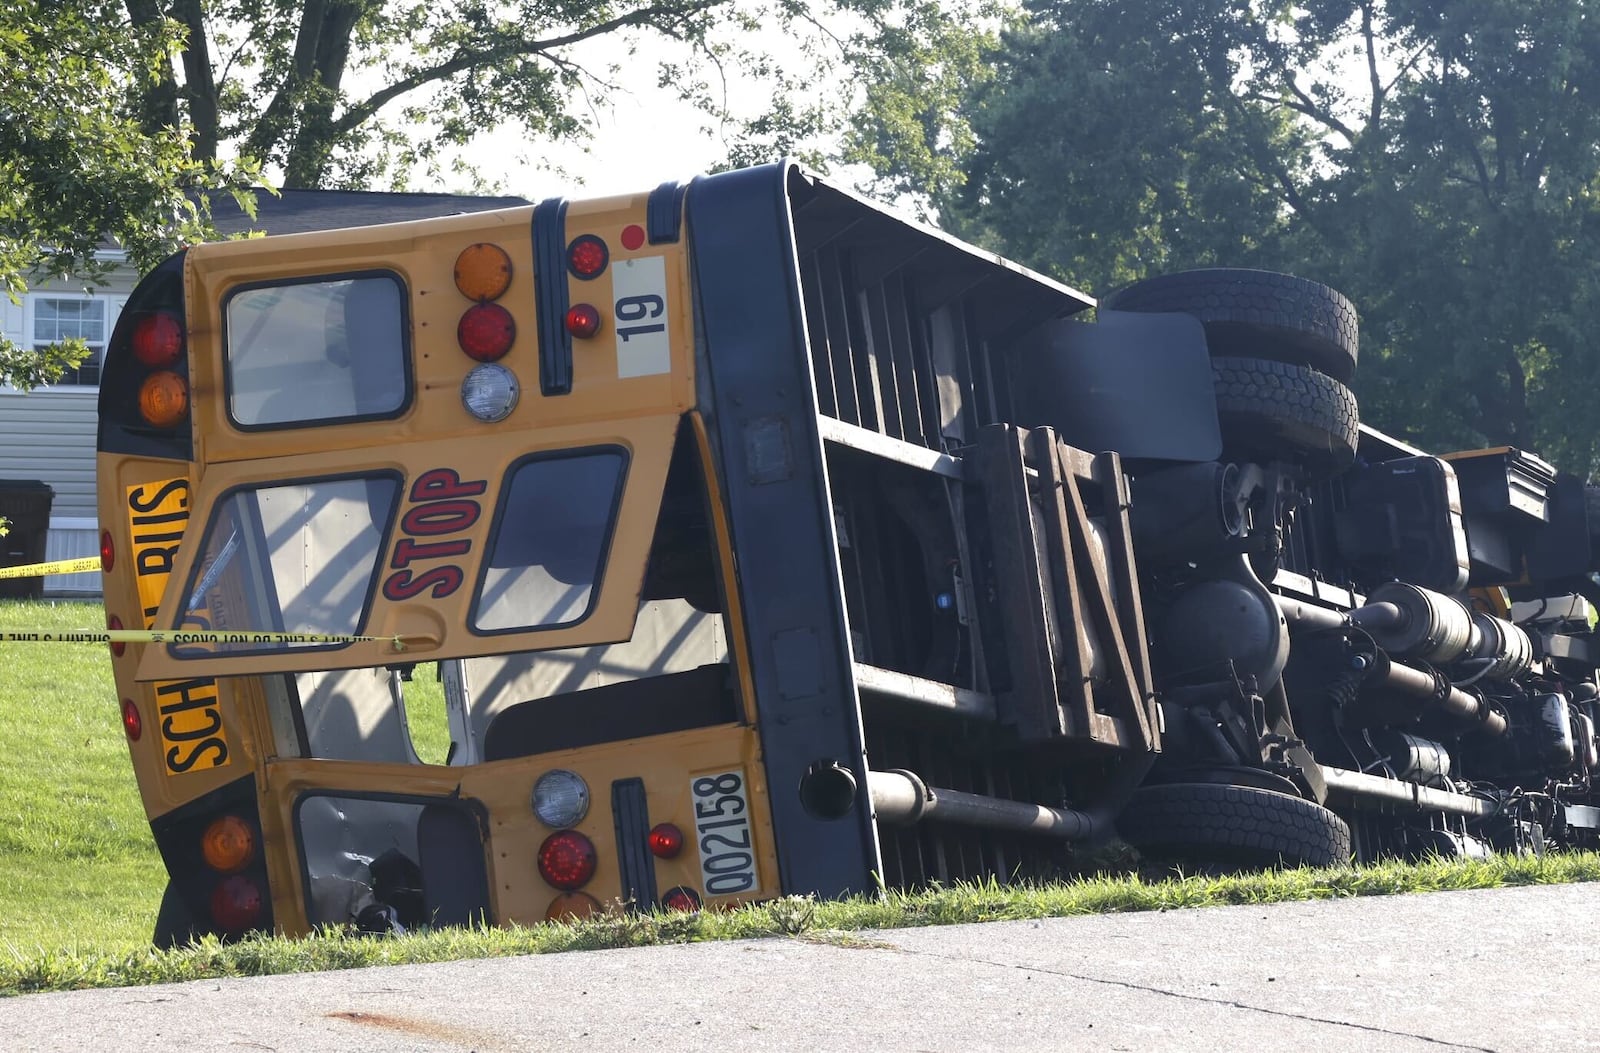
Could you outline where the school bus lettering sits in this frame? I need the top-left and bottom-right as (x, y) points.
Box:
(383, 468), (486, 602)
(127, 478), (191, 621)
(166, 737), (230, 774)
(126, 479), (231, 775)
(153, 677), (229, 772)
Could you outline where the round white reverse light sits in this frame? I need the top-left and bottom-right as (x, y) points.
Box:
(532, 769), (590, 828)
(461, 362), (519, 422)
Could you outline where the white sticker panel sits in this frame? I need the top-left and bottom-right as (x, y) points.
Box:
(612, 256), (672, 378)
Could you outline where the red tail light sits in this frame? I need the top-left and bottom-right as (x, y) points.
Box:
(565, 303), (601, 339)
(537, 830), (597, 890)
(648, 823), (683, 859)
(458, 303), (515, 362)
(131, 314), (184, 367)
(210, 875), (264, 933)
(662, 886), (702, 912)
(567, 235), (608, 279)
(121, 698), (142, 741)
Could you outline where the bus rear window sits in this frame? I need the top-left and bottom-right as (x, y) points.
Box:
(177, 474), (399, 655)
(472, 450), (625, 632)
(225, 273), (409, 427)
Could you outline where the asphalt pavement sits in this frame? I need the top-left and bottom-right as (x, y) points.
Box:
(3, 882), (1596, 1052)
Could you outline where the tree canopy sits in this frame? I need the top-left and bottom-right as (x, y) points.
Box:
(125, 0), (879, 190)
(0, 0), (876, 388)
(847, 0), (1600, 475)
(0, 0), (255, 389)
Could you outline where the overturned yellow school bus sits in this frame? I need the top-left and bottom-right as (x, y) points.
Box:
(98, 162), (1600, 944)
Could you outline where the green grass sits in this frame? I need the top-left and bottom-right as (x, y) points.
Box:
(5, 852), (1599, 995)
(0, 601), (166, 952)
(2, 599), (1600, 997)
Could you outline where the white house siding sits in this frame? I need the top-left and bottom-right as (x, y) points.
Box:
(1, 266), (134, 597)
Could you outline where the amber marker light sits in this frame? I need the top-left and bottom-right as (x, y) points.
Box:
(138, 370), (189, 428)
(545, 891), (601, 922)
(454, 243), (513, 301)
(201, 815), (257, 874)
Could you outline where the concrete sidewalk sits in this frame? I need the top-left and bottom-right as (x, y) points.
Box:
(3, 882), (1595, 1052)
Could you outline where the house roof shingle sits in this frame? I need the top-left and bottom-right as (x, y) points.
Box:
(207, 188), (532, 237)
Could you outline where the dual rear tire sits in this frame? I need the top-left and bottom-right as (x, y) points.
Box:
(1107, 268), (1361, 471)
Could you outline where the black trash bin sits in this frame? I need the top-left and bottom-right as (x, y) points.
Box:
(0, 480), (56, 600)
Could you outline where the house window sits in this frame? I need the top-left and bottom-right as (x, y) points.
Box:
(31, 296), (115, 386)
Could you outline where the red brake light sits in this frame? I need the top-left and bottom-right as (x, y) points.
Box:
(565, 304), (601, 339)
(662, 886), (702, 912)
(107, 613), (125, 657)
(537, 830), (597, 890)
(209, 874), (264, 933)
(120, 698), (142, 741)
(567, 235), (608, 279)
(131, 313), (184, 367)
(99, 531), (114, 572)
(458, 303), (515, 362)
(648, 823), (683, 859)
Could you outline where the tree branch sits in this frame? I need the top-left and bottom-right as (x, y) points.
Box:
(331, 0), (728, 138)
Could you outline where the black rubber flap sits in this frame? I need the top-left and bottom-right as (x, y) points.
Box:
(1009, 308), (1222, 462)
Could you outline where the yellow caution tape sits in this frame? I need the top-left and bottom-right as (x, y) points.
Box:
(0, 628), (434, 650)
(0, 556), (103, 580)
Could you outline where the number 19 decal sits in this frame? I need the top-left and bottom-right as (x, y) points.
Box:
(689, 768), (757, 895)
(612, 256), (671, 378)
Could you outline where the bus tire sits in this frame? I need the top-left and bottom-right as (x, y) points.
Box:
(153, 882), (198, 950)
(1212, 356), (1359, 471)
(1117, 782), (1351, 870)
(1104, 268), (1359, 382)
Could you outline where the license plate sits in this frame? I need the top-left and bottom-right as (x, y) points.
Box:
(689, 769), (757, 896)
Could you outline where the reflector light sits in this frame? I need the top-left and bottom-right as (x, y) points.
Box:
(567, 235), (609, 279)
(460, 363), (520, 422)
(201, 815), (257, 873)
(565, 303), (601, 339)
(131, 313), (184, 368)
(107, 613), (125, 657)
(209, 874), (264, 933)
(532, 769), (590, 828)
(648, 823), (683, 859)
(138, 370), (189, 428)
(121, 698), (142, 741)
(661, 886), (702, 913)
(621, 224), (646, 252)
(99, 531), (114, 572)
(454, 243), (514, 301)
(457, 302), (515, 361)
(537, 830), (598, 890)
(545, 891), (602, 922)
